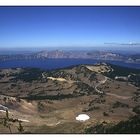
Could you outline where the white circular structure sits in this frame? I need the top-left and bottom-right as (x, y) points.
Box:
(76, 114), (90, 122)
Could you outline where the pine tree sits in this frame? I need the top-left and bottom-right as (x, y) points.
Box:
(18, 121), (24, 133)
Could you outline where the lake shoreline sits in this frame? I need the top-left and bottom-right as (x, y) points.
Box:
(0, 58), (140, 70)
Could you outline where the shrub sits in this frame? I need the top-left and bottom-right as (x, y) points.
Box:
(133, 106), (140, 114)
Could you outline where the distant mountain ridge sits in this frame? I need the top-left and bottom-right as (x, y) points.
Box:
(0, 50), (139, 63)
(36, 50), (121, 59)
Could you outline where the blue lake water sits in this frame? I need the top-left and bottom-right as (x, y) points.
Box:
(0, 59), (140, 70)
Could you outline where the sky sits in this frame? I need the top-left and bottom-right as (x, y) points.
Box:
(0, 6), (140, 49)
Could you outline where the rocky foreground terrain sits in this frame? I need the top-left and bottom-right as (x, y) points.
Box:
(0, 63), (140, 133)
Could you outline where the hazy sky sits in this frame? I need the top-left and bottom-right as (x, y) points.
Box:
(0, 6), (140, 48)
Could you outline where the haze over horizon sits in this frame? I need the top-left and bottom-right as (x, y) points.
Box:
(0, 7), (140, 49)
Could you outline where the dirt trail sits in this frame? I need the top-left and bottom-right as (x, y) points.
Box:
(106, 92), (130, 100)
(95, 76), (107, 94)
(95, 76), (131, 100)
(46, 121), (61, 126)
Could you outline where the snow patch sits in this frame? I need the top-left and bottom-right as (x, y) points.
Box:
(76, 114), (90, 122)
(47, 77), (67, 82)
(0, 110), (10, 113)
(18, 119), (30, 122)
